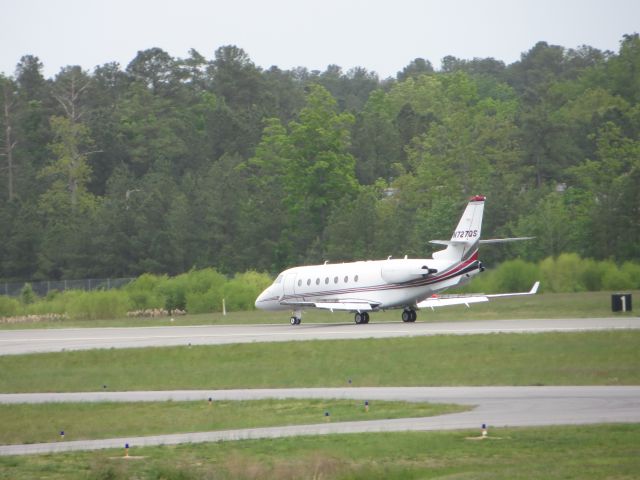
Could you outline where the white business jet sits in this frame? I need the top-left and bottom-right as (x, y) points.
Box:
(255, 195), (538, 325)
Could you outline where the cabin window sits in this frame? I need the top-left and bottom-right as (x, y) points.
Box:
(344, 276), (348, 283)
(316, 278), (320, 285)
(325, 277), (329, 284)
(297, 279), (302, 287)
(334, 276), (338, 284)
(354, 275), (359, 282)
(307, 279), (311, 286)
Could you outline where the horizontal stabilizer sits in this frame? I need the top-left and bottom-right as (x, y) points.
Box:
(479, 237), (535, 244)
(429, 240), (469, 246)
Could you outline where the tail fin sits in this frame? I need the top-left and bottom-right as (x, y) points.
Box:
(431, 195), (485, 261)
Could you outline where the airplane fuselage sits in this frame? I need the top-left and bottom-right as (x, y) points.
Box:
(255, 252), (482, 312)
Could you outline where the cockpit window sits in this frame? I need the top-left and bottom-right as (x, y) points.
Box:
(274, 274), (283, 284)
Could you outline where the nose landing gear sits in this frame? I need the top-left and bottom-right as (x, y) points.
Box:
(290, 309), (303, 325)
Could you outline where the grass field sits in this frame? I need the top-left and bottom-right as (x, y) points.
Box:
(1, 290), (637, 329)
(0, 399), (467, 445)
(1, 331), (638, 392)
(0, 424), (638, 479)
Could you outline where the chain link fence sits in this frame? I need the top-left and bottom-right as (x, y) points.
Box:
(1, 278), (135, 297)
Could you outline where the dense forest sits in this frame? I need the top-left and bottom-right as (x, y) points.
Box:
(1, 35), (639, 282)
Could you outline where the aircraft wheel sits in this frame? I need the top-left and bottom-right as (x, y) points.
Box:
(290, 316), (301, 325)
(402, 309), (416, 322)
(354, 312), (363, 324)
(362, 312), (370, 323)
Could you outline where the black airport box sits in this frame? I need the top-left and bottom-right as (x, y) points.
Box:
(611, 293), (632, 312)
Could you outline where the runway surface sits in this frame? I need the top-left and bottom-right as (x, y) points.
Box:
(1, 317), (639, 355)
(1, 386), (639, 456)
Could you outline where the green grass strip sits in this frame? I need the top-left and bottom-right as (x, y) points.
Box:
(1, 331), (638, 392)
(0, 424), (638, 479)
(0, 399), (466, 445)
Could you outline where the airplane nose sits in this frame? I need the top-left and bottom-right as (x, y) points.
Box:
(255, 290), (266, 309)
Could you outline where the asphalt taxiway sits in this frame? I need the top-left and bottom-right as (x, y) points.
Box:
(1, 386), (639, 455)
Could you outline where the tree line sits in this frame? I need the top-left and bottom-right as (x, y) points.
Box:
(1, 35), (639, 282)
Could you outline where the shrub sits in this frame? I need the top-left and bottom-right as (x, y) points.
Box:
(20, 283), (37, 305)
(493, 258), (540, 293)
(457, 269), (498, 294)
(185, 290), (222, 314)
(182, 268), (227, 294)
(580, 259), (614, 291)
(66, 290), (131, 320)
(128, 290), (164, 310)
(123, 268), (233, 314)
(232, 271), (273, 292)
(127, 273), (167, 293)
(621, 262), (640, 289)
(223, 280), (257, 312)
(159, 276), (188, 312)
(223, 272), (272, 311)
(0, 295), (20, 317)
(24, 290), (77, 316)
(602, 269), (634, 291)
(462, 255), (640, 294)
(540, 253), (587, 293)
(126, 274), (167, 309)
(158, 268), (227, 312)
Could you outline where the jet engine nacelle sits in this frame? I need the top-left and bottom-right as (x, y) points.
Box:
(456, 261), (485, 287)
(380, 260), (438, 284)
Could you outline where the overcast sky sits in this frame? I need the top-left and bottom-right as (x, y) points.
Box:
(2, 0), (638, 79)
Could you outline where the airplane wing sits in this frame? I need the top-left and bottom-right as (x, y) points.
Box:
(485, 281), (540, 297)
(280, 300), (380, 312)
(416, 281), (540, 310)
(416, 295), (489, 309)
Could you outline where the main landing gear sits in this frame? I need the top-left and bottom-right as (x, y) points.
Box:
(354, 312), (370, 324)
(401, 308), (417, 323)
(290, 309), (302, 325)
